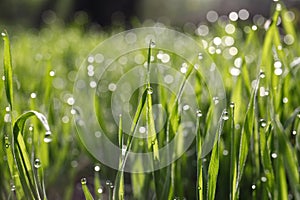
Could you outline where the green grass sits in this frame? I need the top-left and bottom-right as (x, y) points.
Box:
(1, 1), (300, 199)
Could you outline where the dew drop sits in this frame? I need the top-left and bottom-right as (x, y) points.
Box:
(49, 70), (55, 77)
(182, 104), (190, 111)
(261, 176), (267, 182)
(81, 178), (87, 185)
(196, 110), (202, 118)
(97, 187), (103, 194)
(147, 87), (153, 94)
(34, 159), (41, 168)
(5, 136), (10, 148)
(11, 184), (16, 191)
(1, 32), (6, 37)
(271, 153), (277, 159)
(223, 149), (229, 156)
(259, 119), (267, 128)
(198, 186), (201, 190)
(44, 131), (52, 143)
(297, 113), (300, 119)
(230, 102), (235, 108)
(292, 130), (297, 135)
(259, 71), (266, 79)
(222, 111), (229, 121)
(251, 184), (256, 190)
(94, 165), (101, 172)
(198, 53), (203, 60)
(276, 3), (282, 11)
(106, 180), (111, 186)
(283, 97), (288, 104)
(213, 96), (219, 105)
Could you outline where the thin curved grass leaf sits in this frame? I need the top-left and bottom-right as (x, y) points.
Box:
(13, 110), (51, 200)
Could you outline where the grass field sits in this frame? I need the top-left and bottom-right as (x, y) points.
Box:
(1, 2), (300, 200)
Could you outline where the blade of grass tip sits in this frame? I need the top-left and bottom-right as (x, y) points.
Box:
(13, 111), (52, 200)
(1, 30), (14, 111)
(235, 73), (261, 198)
(229, 102), (238, 200)
(113, 115), (124, 200)
(207, 109), (227, 200)
(81, 178), (94, 200)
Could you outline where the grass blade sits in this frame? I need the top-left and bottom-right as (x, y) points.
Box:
(235, 73), (261, 198)
(81, 178), (94, 200)
(206, 109), (226, 200)
(1, 30), (14, 110)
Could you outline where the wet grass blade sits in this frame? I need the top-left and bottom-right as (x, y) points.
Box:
(81, 178), (94, 200)
(13, 111), (51, 200)
(229, 103), (238, 200)
(206, 109), (226, 200)
(196, 116), (203, 200)
(1, 30), (14, 110)
(235, 73), (260, 198)
(114, 115), (124, 200)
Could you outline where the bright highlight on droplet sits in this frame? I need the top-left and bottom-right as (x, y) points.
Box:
(229, 12), (238, 21)
(213, 37), (222, 46)
(94, 165), (101, 172)
(49, 70), (55, 76)
(30, 93), (37, 99)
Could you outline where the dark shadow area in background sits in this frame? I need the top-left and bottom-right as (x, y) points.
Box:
(0, 0), (300, 28)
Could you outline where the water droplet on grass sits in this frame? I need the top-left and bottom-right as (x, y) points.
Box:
(106, 180), (111, 186)
(34, 159), (41, 168)
(274, 68), (283, 76)
(251, 184), (256, 190)
(259, 119), (267, 128)
(222, 111), (229, 120)
(44, 131), (52, 143)
(276, 3), (282, 11)
(292, 130), (297, 135)
(182, 104), (190, 111)
(97, 187), (103, 194)
(196, 110), (202, 117)
(198, 53), (203, 60)
(261, 176), (267, 182)
(11, 185), (16, 191)
(147, 87), (153, 94)
(230, 102), (235, 108)
(81, 178), (87, 185)
(259, 71), (266, 79)
(94, 165), (101, 172)
(49, 70), (55, 77)
(271, 153), (277, 158)
(213, 96), (219, 105)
